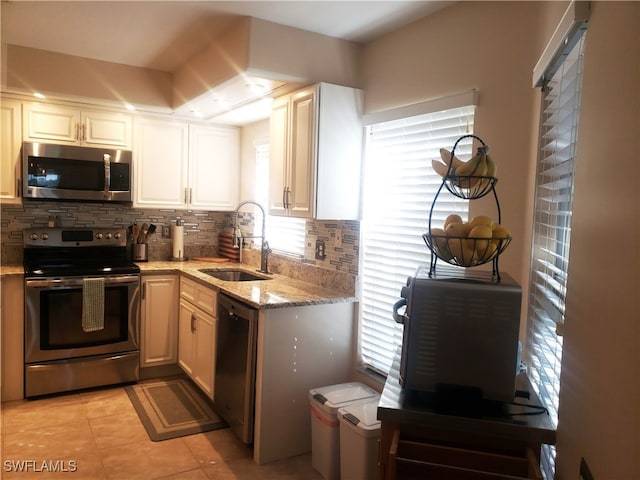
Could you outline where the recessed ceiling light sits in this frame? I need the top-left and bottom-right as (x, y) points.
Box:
(124, 103), (135, 111)
(33, 92), (45, 99)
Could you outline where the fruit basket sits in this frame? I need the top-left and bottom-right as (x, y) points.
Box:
(444, 174), (498, 199)
(422, 233), (511, 268)
(426, 134), (511, 280)
(434, 134), (498, 200)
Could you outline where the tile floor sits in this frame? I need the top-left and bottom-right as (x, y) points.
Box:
(0, 384), (323, 479)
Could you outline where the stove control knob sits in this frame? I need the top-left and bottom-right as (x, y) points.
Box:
(105, 233), (112, 239)
(114, 232), (122, 239)
(41, 233), (49, 240)
(30, 233), (39, 240)
(95, 233), (103, 240)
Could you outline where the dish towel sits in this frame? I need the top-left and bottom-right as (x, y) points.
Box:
(82, 277), (105, 332)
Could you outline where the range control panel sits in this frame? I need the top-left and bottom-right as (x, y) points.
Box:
(23, 228), (127, 247)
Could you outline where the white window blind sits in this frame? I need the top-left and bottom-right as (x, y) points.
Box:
(359, 106), (475, 376)
(255, 143), (306, 256)
(526, 33), (586, 479)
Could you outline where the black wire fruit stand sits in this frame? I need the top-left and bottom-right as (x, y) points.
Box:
(423, 134), (511, 281)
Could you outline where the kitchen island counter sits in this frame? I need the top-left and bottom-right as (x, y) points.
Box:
(137, 260), (357, 309)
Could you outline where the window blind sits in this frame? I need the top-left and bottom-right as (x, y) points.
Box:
(360, 106), (475, 375)
(526, 33), (586, 479)
(255, 143), (306, 256)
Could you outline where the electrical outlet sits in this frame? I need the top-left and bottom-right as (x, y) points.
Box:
(315, 239), (326, 260)
(163, 226), (171, 238)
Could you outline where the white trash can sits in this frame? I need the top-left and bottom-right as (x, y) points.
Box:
(309, 383), (379, 480)
(338, 399), (381, 480)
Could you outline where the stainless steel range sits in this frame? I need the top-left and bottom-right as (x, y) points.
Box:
(23, 227), (141, 398)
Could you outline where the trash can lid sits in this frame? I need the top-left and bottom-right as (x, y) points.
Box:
(309, 382), (378, 410)
(338, 400), (381, 431)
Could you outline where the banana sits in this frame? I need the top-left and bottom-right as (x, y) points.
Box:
(455, 150), (485, 177)
(485, 154), (497, 177)
(439, 148), (465, 170)
(431, 159), (449, 178)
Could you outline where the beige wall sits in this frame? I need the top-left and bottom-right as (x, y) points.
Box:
(4, 45), (173, 109)
(362, 1), (640, 478)
(239, 118), (269, 202)
(557, 2), (640, 478)
(361, 0), (545, 324)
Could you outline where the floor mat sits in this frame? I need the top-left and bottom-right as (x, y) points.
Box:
(125, 377), (227, 441)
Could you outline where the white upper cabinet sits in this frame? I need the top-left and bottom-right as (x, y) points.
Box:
(134, 117), (239, 211)
(134, 117), (189, 209)
(269, 82), (364, 220)
(189, 124), (239, 211)
(23, 102), (132, 149)
(1, 99), (23, 204)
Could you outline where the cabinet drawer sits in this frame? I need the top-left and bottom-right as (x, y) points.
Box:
(180, 277), (217, 316)
(389, 429), (542, 480)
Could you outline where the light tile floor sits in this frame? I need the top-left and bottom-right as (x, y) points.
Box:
(0, 384), (323, 479)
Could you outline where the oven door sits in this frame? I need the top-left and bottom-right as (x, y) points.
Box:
(25, 274), (140, 364)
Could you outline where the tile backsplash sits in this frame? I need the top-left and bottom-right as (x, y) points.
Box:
(1, 201), (360, 295)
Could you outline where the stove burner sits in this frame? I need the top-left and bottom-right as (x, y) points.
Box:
(23, 227), (140, 277)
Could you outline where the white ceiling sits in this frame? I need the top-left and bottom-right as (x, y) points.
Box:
(1, 1), (451, 73)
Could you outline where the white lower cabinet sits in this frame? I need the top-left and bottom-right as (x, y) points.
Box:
(253, 302), (355, 464)
(140, 274), (179, 367)
(178, 277), (217, 400)
(1, 276), (24, 400)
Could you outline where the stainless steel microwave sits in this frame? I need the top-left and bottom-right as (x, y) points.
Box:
(22, 142), (132, 203)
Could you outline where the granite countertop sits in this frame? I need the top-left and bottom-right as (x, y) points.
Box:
(0, 265), (24, 277)
(2, 260), (356, 309)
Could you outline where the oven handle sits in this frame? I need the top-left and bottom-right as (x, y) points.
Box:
(25, 275), (140, 288)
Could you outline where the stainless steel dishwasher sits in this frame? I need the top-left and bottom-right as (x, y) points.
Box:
(215, 294), (258, 444)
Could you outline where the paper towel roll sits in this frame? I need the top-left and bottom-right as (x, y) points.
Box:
(172, 225), (184, 259)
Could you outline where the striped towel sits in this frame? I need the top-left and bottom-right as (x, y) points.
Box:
(82, 277), (105, 332)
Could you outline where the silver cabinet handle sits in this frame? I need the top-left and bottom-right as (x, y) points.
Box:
(191, 313), (196, 333)
(285, 187), (292, 210)
(103, 154), (111, 198)
(189, 188), (192, 204)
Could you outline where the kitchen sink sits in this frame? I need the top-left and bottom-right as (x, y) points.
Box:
(199, 269), (270, 282)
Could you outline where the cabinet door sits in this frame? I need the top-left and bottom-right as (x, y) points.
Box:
(193, 311), (216, 400)
(1, 276), (24, 401)
(178, 299), (196, 376)
(0, 99), (22, 204)
(288, 87), (317, 218)
(23, 103), (80, 144)
(140, 275), (179, 367)
(189, 124), (239, 211)
(134, 117), (189, 209)
(268, 95), (289, 216)
(82, 110), (132, 148)
(315, 83), (363, 220)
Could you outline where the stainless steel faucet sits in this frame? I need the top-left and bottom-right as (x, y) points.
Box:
(232, 200), (271, 274)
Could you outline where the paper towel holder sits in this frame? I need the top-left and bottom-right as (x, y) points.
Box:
(170, 218), (187, 262)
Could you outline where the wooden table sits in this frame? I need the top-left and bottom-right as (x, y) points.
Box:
(377, 351), (556, 479)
